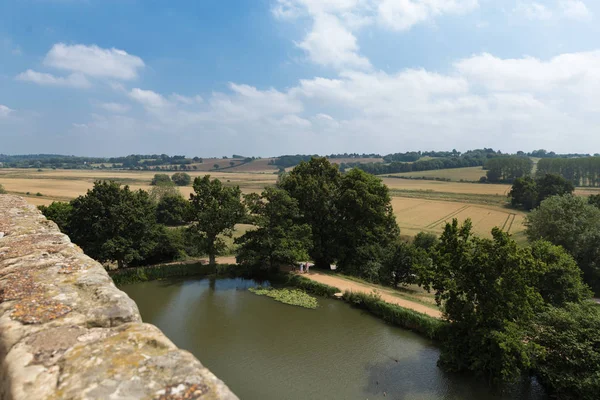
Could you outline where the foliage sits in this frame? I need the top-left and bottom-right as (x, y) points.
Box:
(148, 182), (181, 203)
(0, 183), (6, 194)
(588, 194), (600, 209)
(69, 181), (160, 268)
(342, 291), (444, 340)
(509, 176), (538, 210)
(530, 240), (592, 307)
(248, 287), (318, 309)
(151, 173), (173, 186)
(281, 274), (340, 297)
(188, 175), (245, 265)
(530, 302), (600, 400)
(110, 262), (237, 285)
(485, 156), (533, 183)
(537, 156), (600, 186)
(235, 188), (311, 270)
(526, 194), (600, 294)
(136, 226), (187, 266)
(38, 201), (73, 233)
(278, 157), (341, 268)
(379, 240), (430, 287)
(156, 194), (190, 226)
(412, 232), (439, 253)
(336, 169), (400, 278)
(424, 219), (544, 383)
(171, 172), (191, 186)
(509, 174), (574, 210)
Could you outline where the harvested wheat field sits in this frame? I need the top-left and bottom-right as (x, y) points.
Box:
(381, 178), (513, 196)
(391, 197), (526, 238)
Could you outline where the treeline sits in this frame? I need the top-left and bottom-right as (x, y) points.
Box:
(484, 156), (533, 182)
(536, 157), (600, 186)
(0, 154), (104, 169)
(326, 153), (381, 159)
(355, 149), (496, 175)
(527, 149), (595, 158)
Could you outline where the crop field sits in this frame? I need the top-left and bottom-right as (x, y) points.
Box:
(391, 197), (526, 238)
(384, 166), (486, 182)
(0, 167), (590, 241)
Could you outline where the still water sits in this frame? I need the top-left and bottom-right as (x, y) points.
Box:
(122, 278), (547, 400)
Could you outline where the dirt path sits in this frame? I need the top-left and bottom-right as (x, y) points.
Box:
(304, 271), (442, 318)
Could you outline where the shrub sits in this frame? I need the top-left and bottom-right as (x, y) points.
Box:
(0, 184), (6, 194)
(171, 172), (191, 186)
(151, 174), (172, 186)
(342, 290), (445, 340)
(36, 192), (43, 196)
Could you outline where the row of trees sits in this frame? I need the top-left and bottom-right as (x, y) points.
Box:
(150, 172), (192, 186)
(484, 156), (533, 182)
(537, 157), (600, 186)
(509, 173), (574, 210)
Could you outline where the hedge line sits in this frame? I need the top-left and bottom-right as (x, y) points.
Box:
(342, 291), (445, 340)
(110, 262), (249, 285)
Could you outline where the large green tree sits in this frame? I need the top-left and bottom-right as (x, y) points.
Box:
(526, 194), (600, 294)
(424, 219), (544, 382)
(530, 302), (600, 400)
(379, 240), (429, 287)
(509, 176), (538, 210)
(69, 181), (159, 268)
(235, 188), (311, 270)
(171, 172), (191, 186)
(38, 201), (73, 233)
(278, 157), (341, 268)
(156, 194), (190, 226)
(151, 173), (173, 186)
(188, 175), (245, 265)
(335, 169), (399, 279)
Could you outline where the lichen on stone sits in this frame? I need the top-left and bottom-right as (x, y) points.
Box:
(155, 383), (210, 399)
(11, 298), (72, 324)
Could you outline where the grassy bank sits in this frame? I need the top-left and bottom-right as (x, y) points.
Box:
(343, 291), (445, 341)
(274, 273), (341, 297)
(110, 262), (249, 285)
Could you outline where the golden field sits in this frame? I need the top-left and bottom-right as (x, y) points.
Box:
(385, 166), (486, 182)
(1, 166), (595, 240)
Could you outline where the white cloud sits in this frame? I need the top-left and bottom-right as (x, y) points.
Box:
(297, 13), (371, 69)
(273, 0), (479, 69)
(99, 102), (131, 113)
(514, 2), (553, 20)
(170, 94), (203, 105)
(128, 88), (169, 108)
(560, 0), (592, 20)
(16, 69), (91, 88)
(0, 105), (14, 118)
(44, 43), (144, 80)
(377, 0), (479, 31)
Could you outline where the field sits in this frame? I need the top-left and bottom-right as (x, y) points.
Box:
(2, 166), (594, 242)
(385, 166), (486, 182)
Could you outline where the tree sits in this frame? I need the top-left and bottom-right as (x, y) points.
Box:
(424, 219), (544, 383)
(536, 173), (574, 204)
(38, 202), (73, 233)
(0, 183), (6, 194)
(413, 232), (439, 253)
(588, 194), (600, 209)
(379, 240), (429, 287)
(531, 240), (592, 307)
(148, 182), (181, 203)
(278, 157), (341, 268)
(335, 169), (399, 279)
(229, 161), (235, 167)
(530, 302), (600, 400)
(213, 164), (220, 170)
(171, 172), (191, 186)
(526, 195), (600, 294)
(68, 181), (159, 268)
(235, 188), (311, 270)
(188, 175), (245, 265)
(509, 176), (538, 210)
(151, 174), (172, 186)
(156, 194), (190, 226)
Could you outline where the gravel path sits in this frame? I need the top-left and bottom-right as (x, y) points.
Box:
(303, 271), (442, 318)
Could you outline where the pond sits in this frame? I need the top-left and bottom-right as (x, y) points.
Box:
(122, 277), (547, 400)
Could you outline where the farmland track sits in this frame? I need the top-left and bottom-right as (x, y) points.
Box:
(426, 205), (470, 229)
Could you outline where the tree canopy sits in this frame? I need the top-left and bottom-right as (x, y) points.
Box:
(188, 175), (245, 265)
(151, 173), (173, 186)
(68, 181), (160, 268)
(509, 174), (574, 210)
(171, 172), (191, 186)
(235, 188), (311, 270)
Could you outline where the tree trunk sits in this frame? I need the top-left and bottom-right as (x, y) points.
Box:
(209, 253), (216, 266)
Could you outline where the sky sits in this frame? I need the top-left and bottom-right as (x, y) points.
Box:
(1, 0), (599, 157)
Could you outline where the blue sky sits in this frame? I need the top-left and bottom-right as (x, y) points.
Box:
(1, 0), (599, 157)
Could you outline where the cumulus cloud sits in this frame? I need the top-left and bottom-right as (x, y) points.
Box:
(44, 43), (145, 80)
(16, 69), (91, 88)
(560, 0), (592, 20)
(273, 0), (479, 69)
(0, 105), (14, 118)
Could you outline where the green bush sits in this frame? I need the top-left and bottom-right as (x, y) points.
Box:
(342, 291), (445, 340)
(0, 184), (6, 194)
(279, 274), (340, 297)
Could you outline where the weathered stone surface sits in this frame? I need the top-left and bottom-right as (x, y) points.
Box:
(0, 195), (238, 400)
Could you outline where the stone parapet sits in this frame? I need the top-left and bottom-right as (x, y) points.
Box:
(0, 195), (238, 400)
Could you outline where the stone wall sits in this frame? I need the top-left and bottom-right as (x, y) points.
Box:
(0, 195), (238, 400)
